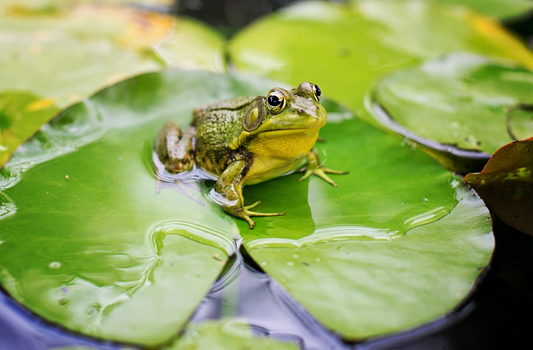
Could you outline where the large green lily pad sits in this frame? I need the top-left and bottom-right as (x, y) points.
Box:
(0, 70), (493, 344)
(229, 0), (533, 128)
(0, 71), (278, 346)
(238, 106), (493, 340)
(370, 53), (533, 171)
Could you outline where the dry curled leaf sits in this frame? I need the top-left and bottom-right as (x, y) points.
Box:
(465, 136), (533, 235)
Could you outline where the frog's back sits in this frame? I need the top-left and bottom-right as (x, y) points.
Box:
(205, 96), (258, 111)
(193, 96), (257, 175)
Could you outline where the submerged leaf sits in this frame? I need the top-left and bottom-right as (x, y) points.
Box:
(464, 136), (533, 235)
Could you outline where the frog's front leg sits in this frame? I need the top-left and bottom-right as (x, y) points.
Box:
(215, 160), (284, 229)
(299, 149), (348, 187)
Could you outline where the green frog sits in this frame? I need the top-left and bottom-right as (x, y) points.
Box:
(155, 82), (347, 229)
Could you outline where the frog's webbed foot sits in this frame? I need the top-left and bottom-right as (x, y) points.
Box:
(299, 167), (348, 187)
(299, 149), (348, 187)
(237, 201), (285, 229)
(244, 201), (285, 217)
(216, 160), (285, 229)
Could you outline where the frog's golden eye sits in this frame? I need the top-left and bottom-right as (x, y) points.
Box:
(244, 98), (265, 132)
(312, 83), (321, 101)
(266, 90), (286, 114)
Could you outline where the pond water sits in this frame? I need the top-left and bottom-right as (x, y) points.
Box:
(2, 243), (533, 350)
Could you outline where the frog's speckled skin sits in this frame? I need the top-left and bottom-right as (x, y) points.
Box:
(156, 82), (347, 228)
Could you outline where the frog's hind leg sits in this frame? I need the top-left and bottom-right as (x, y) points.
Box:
(155, 121), (196, 174)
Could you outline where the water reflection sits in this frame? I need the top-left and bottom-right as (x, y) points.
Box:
(247, 225), (399, 249)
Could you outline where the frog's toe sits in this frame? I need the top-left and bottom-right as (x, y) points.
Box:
(322, 167), (349, 175)
(244, 201), (261, 210)
(300, 166), (348, 186)
(298, 168), (314, 182)
(246, 217), (256, 230)
(244, 209), (285, 217)
(243, 201), (284, 217)
(233, 208), (256, 229)
(312, 168), (339, 187)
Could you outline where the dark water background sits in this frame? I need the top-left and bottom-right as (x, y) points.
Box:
(1, 1), (533, 349)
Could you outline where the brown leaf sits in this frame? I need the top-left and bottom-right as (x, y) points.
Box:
(464, 136), (533, 235)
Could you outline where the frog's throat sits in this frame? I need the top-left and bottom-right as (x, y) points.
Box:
(244, 127), (320, 172)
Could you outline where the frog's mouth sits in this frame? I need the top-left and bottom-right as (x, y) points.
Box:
(256, 127), (322, 138)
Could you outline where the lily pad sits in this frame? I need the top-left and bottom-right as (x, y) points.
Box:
(0, 2), (173, 106)
(0, 70), (493, 344)
(167, 319), (300, 350)
(358, 0), (533, 20)
(464, 136), (533, 235)
(154, 17), (227, 73)
(0, 91), (60, 171)
(0, 2), (226, 169)
(433, 0), (533, 19)
(229, 0), (533, 129)
(239, 107), (493, 340)
(0, 0), (175, 11)
(370, 53), (533, 172)
(0, 71), (282, 346)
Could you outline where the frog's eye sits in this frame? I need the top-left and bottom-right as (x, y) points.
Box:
(266, 90), (286, 114)
(312, 83), (321, 101)
(244, 98), (265, 132)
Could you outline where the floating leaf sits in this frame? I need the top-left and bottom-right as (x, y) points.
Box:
(167, 319), (299, 350)
(432, 0), (533, 19)
(0, 2), (227, 169)
(155, 17), (227, 72)
(0, 71), (281, 346)
(0, 91), (60, 169)
(228, 0), (533, 168)
(464, 136), (533, 235)
(239, 107), (493, 340)
(370, 53), (533, 172)
(0, 71), (493, 345)
(1, 0), (175, 11)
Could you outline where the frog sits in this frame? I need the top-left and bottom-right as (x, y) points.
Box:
(155, 81), (347, 229)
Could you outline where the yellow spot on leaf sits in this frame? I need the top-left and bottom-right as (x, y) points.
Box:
(468, 13), (533, 70)
(25, 98), (55, 112)
(119, 9), (174, 50)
